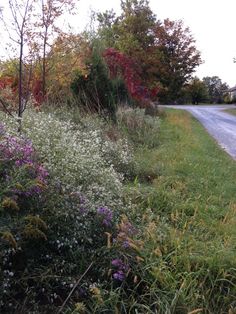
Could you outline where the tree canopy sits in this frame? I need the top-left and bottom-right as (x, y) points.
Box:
(186, 77), (209, 105)
(97, 0), (202, 104)
(202, 76), (229, 103)
(153, 19), (202, 102)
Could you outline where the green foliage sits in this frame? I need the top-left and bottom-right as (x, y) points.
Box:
(71, 42), (130, 120)
(96, 2), (202, 105)
(0, 176), (144, 312)
(116, 0), (156, 54)
(154, 19), (202, 103)
(223, 93), (233, 104)
(98, 0), (159, 98)
(203, 76), (229, 104)
(97, 9), (118, 47)
(185, 77), (209, 104)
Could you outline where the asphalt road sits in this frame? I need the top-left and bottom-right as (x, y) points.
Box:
(165, 105), (236, 160)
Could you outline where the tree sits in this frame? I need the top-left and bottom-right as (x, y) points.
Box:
(202, 76), (229, 103)
(114, 0), (157, 89)
(95, 2), (160, 107)
(0, 60), (18, 115)
(153, 19), (202, 103)
(44, 33), (90, 101)
(186, 77), (209, 105)
(97, 3), (202, 105)
(0, 0), (79, 121)
(97, 9), (118, 48)
(103, 47), (158, 104)
(0, 0), (35, 131)
(71, 41), (119, 120)
(115, 0), (156, 55)
(96, 0), (156, 53)
(35, 0), (76, 99)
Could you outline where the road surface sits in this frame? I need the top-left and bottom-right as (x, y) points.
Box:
(165, 105), (236, 160)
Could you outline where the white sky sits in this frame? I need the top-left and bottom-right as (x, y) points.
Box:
(1, 0), (236, 86)
(73, 0), (236, 87)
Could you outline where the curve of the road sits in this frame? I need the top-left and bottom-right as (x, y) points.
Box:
(164, 105), (236, 160)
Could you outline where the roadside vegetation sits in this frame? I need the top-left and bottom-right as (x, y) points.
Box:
(1, 107), (236, 313)
(223, 108), (236, 116)
(1, 0), (236, 312)
(128, 109), (236, 312)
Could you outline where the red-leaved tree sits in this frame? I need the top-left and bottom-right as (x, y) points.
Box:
(103, 48), (158, 105)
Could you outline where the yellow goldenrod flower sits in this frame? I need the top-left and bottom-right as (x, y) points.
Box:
(90, 287), (103, 304)
(2, 197), (19, 212)
(1, 231), (17, 249)
(74, 302), (86, 313)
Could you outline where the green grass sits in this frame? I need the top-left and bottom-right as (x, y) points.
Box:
(223, 108), (236, 116)
(126, 109), (236, 313)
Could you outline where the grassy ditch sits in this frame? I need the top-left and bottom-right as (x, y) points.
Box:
(126, 109), (236, 313)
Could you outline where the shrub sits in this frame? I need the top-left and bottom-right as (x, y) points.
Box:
(0, 109), (135, 210)
(0, 171), (144, 313)
(0, 125), (49, 311)
(0, 124), (48, 202)
(0, 120), (145, 313)
(71, 45), (119, 121)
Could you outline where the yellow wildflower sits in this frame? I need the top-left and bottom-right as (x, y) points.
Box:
(1, 231), (17, 249)
(74, 302), (86, 313)
(90, 286), (103, 304)
(2, 197), (19, 212)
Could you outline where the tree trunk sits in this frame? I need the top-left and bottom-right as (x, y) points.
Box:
(42, 27), (48, 100)
(18, 34), (24, 132)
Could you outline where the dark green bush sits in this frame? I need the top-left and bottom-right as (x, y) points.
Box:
(71, 45), (131, 121)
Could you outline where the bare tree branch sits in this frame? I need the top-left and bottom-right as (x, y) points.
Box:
(0, 96), (15, 117)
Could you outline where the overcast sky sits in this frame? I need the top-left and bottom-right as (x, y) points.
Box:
(73, 0), (236, 87)
(1, 0), (236, 86)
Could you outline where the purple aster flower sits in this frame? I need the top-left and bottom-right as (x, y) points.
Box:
(122, 220), (137, 236)
(113, 270), (125, 281)
(79, 195), (86, 205)
(15, 160), (22, 166)
(97, 206), (113, 227)
(122, 240), (130, 248)
(112, 258), (129, 271)
(112, 259), (123, 268)
(1, 132), (49, 197)
(0, 123), (5, 136)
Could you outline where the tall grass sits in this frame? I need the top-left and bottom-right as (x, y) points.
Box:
(122, 109), (236, 313)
